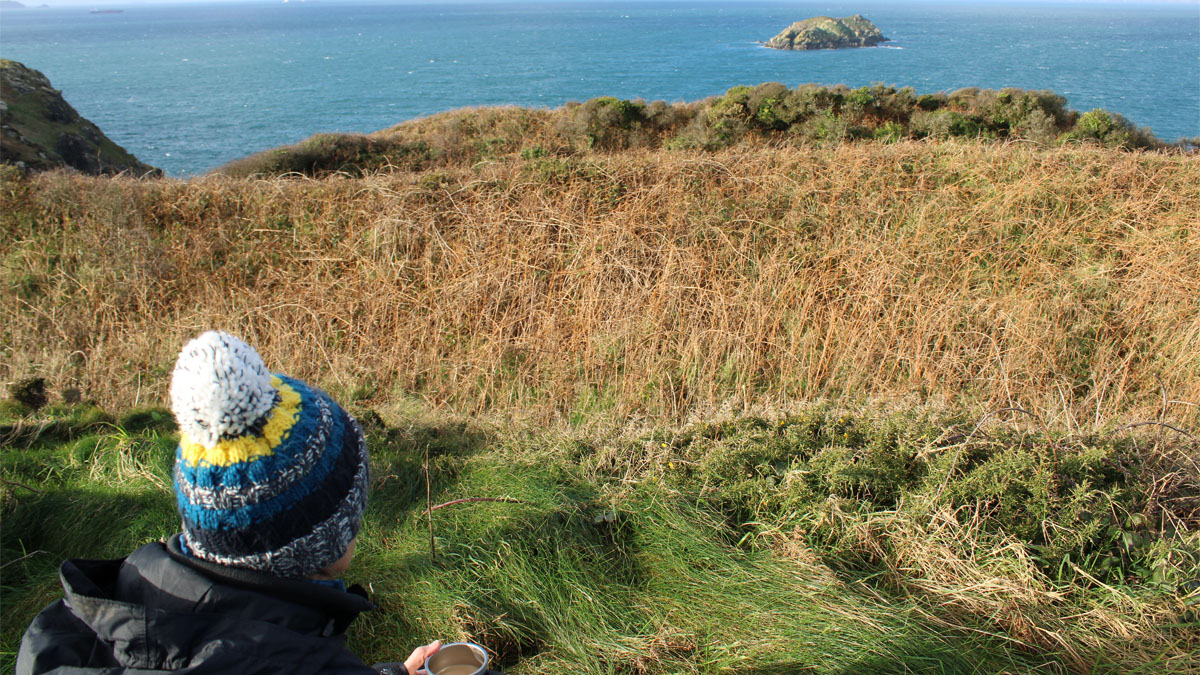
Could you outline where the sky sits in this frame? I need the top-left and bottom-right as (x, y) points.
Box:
(12, 0), (1199, 7)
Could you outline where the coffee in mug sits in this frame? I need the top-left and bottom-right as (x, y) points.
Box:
(424, 642), (489, 675)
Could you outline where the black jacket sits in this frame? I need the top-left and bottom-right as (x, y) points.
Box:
(17, 535), (380, 674)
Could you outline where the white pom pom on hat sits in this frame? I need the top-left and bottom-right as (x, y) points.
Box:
(170, 330), (278, 448)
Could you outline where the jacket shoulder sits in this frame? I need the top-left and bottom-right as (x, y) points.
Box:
(18, 596), (379, 674)
(16, 542), (380, 675)
(16, 598), (110, 674)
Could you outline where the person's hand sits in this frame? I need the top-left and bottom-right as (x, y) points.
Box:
(404, 640), (442, 674)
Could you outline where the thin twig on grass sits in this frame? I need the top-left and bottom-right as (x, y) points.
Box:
(425, 444), (435, 563)
(0, 477), (43, 494)
(0, 549), (47, 570)
(1112, 421), (1195, 440)
(964, 407), (1046, 444)
(421, 497), (532, 516)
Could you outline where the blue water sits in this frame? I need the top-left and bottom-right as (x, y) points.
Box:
(2, 1), (1197, 176)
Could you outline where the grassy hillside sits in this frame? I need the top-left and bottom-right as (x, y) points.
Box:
(2, 109), (1198, 672)
(2, 140), (1197, 428)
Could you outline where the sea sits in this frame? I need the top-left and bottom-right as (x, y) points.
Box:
(1, 0), (1197, 176)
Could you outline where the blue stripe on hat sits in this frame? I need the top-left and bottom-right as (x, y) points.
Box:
(181, 411), (362, 553)
(175, 376), (346, 531)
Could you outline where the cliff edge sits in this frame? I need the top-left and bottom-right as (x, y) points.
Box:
(765, 15), (887, 51)
(0, 59), (158, 176)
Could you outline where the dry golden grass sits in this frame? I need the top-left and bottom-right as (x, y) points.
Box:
(831, 506), (1194, 671)
(2, 140), (1198, 432)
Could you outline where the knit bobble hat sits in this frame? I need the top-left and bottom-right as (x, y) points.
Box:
(170, 331), (369, 578)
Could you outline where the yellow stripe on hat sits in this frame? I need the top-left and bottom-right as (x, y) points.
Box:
(180, 376), (302, 468)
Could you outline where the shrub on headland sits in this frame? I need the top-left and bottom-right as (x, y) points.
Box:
(553, 96), (692, 150)
(220, 132), (434, 178)
(666, 83), (1150, 149)
(212, 84), (1186, 178)
(1061, 109), (1159, 149)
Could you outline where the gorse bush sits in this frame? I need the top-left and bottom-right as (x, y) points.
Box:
(1062, 109), (1159, 149)
(221, 133), (435, 178)
(581, 83), (1174, 151)
(556, 97), (653, 150)
(657, 410), (1199, 590)
(210, 84), (1181, 177)
(558, 83), (1170, 152)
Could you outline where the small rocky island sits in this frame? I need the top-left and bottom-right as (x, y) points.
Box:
(765, 15), (888, 51)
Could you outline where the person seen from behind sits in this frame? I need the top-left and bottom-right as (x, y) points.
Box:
(17, 331), (441, 674)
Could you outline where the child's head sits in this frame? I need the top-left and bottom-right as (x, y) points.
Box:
(169, 331), (369, 578)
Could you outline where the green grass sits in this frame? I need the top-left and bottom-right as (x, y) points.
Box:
(2, 402), (1197, 673)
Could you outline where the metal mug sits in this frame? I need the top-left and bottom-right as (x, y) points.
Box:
(424, 642), (489, 675)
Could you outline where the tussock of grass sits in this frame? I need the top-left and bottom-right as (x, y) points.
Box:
(2, 404), (1196, 672)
